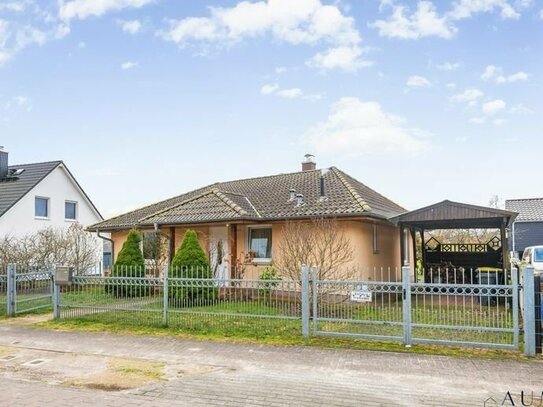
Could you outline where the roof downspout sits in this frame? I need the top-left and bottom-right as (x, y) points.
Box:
(96, 229), (114, 270)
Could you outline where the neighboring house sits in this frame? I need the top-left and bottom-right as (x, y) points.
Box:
(91, 156), (408, 280)
(0, 147), (104, 262)
(505, 198), (543, 256)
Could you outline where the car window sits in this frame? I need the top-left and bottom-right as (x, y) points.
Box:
(534, 248), (543, 262)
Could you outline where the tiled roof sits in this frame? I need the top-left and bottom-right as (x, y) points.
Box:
(0, 161), (62, 217)
(506, 198), (543, 222)
(92, 167), (406, 230)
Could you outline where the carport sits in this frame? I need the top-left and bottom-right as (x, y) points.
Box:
(391, 200), (518, 283)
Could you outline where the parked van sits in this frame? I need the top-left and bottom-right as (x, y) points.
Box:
(521, 246), (543, 274)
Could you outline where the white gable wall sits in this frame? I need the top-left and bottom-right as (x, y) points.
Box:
(0, 164), (102, 237)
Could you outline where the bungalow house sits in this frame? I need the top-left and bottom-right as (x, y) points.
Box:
(91, 156), (408, 280)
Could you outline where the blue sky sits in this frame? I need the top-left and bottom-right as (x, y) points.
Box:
(1, 0), (542, 218)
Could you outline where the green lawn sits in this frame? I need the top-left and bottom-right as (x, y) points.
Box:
(53, 286), (518, 348)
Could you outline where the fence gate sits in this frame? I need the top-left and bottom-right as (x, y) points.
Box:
(5, 265), (54, 316)
(312, 267), (520, 350)
(312, 267), (405, 342)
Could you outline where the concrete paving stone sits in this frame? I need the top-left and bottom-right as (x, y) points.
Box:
(0, 324), (542, 406)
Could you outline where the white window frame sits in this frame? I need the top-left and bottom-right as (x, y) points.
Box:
(65, 200), (78, 221)
(35, 196), (50, 219)
(247, 225), (273, 264)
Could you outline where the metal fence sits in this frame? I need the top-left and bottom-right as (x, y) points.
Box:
(312, 267), (519, 350)
(312, 267), (404, 342)
(55, 266), (302, 338)
(1, 264), (54, 316)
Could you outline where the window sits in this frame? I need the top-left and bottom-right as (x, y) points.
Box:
(372, 224), (378, 254)
(534, 248), (543, 263)
(35, 197), (49, 218)
(249, 227), (272, 260)
(65, 201), (77, 220)
(142, 231), (161, 261)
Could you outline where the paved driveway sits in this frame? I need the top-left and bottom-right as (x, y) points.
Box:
(0, 324), (542, 406)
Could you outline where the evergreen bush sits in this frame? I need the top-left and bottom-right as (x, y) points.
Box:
(106, 230), (146, 297)
(170, 230), (217, 306)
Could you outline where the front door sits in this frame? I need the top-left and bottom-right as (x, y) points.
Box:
(209, 226), (229, 283)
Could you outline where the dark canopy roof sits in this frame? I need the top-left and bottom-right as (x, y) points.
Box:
(390, 200), (518, 229)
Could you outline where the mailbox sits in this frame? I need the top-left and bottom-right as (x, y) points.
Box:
(55, 267), (74, 285)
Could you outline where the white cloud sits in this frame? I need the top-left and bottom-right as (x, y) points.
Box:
(506, 71), (529, 82)
(275, 66), (288, 74)
(59, 0), (154, 21)
(448, 0), (520, 20)
(451, 88), (484, 102)
(158, 0), (365, 72)
(510, 104), (534, 114)
(406, 75), (432, 87)
(371, 1), (457, 40)
(0, 2), (28, 12)
(276, 88), (303, 98)
(469, 117), (486, 124)
(0, 17), (67, 65)
(446, 82), (457, 89)
(437, 61), (460, 71)
(303, 97), (429, 155)
(540, 9), (543, 19)
(121, 61), (138, 70)
(260, 84), (321, 101)
(260, 84), (279, 95)
(306, 45), (371, 72)
(493, 118), (507, 125)
(118, 19), (142, 34)
(481, 65), (529, 83)
(482, 99), (506, 115)
(4, 95), (32, 111)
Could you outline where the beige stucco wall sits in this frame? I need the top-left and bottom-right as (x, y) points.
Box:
(110, 218), (408, 281)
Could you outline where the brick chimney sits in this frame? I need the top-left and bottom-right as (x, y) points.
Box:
(0, 147), (8, 179)
(302, 154), (316, 171)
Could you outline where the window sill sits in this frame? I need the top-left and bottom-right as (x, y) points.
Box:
(251, 258), (273, 266)
(35, 216), (50, 221)
(65, 219), (78, 222)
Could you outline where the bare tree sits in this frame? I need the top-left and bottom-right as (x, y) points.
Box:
(275, 218), (354, 281)
(142, 231), (169, 277)
(0, 223), (99, 272)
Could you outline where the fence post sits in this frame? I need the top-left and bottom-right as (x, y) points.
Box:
(301, 265), (310, 338)
(402, 266), (412, 347)
(53, 284), (61, 320)
(534, 274), (541, 354)
(7, 264), (16, 317)
(163, 264), (169, 327)
(311, 266), (318, 336)
(512, 267), (519, 350)
(523, 267), (536, 356)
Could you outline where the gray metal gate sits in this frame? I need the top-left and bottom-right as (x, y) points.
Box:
(311, 267), (520, 350)
(312, 267), (405, 342)
(5, 264), (54, 316)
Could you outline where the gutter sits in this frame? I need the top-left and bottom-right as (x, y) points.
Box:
(92, 211), (397, 232)
(96, 229), (115, 266)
